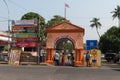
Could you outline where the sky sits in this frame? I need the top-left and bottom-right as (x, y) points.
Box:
(0, 0), (119, 42)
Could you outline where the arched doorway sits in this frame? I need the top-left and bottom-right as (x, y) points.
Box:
(54, 36), (75, 66)
(46, 21), (85, 66)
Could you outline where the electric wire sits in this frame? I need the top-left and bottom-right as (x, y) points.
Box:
(5, 1), (113, 20)
(8, 0), (30, 12)
(0, 20), (8, 22)
(0, 16), (8, 19)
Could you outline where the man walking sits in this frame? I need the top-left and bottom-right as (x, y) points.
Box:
(85, 51), (90, 67)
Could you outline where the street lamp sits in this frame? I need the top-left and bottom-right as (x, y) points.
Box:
(3, 0), (10, 59)
(37, 17), (41, 64)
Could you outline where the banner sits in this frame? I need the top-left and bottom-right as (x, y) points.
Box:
(14, 20), (37, 26)
(16, 42), (38, 48)
(9, 48), (21, 66)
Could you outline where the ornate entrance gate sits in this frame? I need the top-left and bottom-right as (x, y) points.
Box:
(46, 21), (85, 66)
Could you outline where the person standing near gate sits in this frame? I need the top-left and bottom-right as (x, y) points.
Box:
(61, 52), (65, 66)
(85, 51), (90, 67)
(54, 51), (60, 66)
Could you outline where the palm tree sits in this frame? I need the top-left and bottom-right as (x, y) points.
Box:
(90, 18), (102, 38)
(111, 5), (120, 27)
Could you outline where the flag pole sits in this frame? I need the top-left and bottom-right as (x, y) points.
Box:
(64, 3), (69, 19)
(64, 4), (66, 19)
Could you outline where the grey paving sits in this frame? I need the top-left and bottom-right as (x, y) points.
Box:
(0, 62), (120, 80)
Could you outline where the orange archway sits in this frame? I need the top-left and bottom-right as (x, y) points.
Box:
(46, 21), (85, 66)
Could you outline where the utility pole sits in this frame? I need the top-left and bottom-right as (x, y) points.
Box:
(3, 0), (10, 60)
(37, 17), (41, 64)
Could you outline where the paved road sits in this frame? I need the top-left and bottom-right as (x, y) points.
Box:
(0, 62), (120, 80)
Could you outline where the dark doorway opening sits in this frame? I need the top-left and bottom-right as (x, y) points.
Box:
(54, 38), (75, 66)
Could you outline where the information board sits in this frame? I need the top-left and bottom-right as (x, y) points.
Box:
(86, 40), (98, 50)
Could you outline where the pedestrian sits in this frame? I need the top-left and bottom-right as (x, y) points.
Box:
(67, 53), (71, 65)
(85, 51), (90, 67)
(54, 52), (60, 66)
(61, 52), (65, 66)
(40, 52), (44, 63)
(70, 53), (74, 66)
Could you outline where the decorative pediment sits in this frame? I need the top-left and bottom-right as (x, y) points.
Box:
(46, 21), (84, 33)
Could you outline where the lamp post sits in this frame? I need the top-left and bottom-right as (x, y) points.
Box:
(37, 17), (41, 64)
(3, 0), (10, 60)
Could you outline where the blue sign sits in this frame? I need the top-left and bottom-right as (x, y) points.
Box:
(86, 40), (98, 50)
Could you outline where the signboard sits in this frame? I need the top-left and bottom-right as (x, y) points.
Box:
(13, 20), (37, 26)
(86, 40), (98, 50)
(25, 37), (38, 42)
(16, 33), (37, 38)
(16, 42), (38, 48)
(9, 48), (21, 66)
(13, 28), (36, 33)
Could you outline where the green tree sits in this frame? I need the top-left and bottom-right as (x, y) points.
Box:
(21, 12), (46, 41)
(99, 26), (120, 53)
(90, 18), (102, 38)
(56, 40), (74, 53)
(46, 15), (68, 28)
(111, 5), (120, 27)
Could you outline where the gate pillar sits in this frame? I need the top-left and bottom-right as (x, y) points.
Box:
(74, 49), (84, 66)
(46, 48), (54, 64)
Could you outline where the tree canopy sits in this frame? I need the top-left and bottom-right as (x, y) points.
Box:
(21, 12), (45, 26)
(46, 15), (68, 28)
(99, 26), (120, 53)
(56, 40), (74, 53)
(21, 12), (46, 41)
